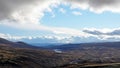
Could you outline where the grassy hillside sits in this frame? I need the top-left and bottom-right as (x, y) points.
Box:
(0, 38), (120, 68)
(0, 38), (72, 68)
(0, 45), (73, 68)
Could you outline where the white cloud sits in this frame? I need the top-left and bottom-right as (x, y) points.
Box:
(0, 33), (27, 40)
(82, 28), (120, 41)
(72, 11), (82, 16)
(1, 20), (89, 37)
(0, 0), (60, 24)
(83, 28), (120, 35)
(64, 0), (89, 10)
(59, 8), (66, 13)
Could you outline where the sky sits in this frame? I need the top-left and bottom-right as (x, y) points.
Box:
(1, 0), (120, 43)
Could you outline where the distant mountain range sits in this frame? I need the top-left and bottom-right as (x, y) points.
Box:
(46, 42), (120, 51)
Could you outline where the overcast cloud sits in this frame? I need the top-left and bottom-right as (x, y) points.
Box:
(0, 0), (60, 24)
(65, 0), (120, 13)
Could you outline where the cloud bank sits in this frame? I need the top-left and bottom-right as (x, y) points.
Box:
(2, 27), (120, 43)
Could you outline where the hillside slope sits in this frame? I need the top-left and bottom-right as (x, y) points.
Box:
(0, 38), (71, 68)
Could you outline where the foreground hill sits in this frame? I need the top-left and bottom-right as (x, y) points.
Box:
(0, 46), (72, 68)
(0, 38), (73, 68)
